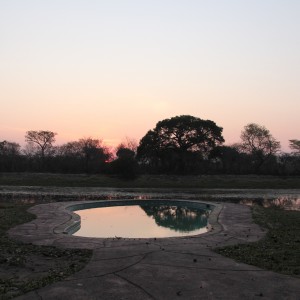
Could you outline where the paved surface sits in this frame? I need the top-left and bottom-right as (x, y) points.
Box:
(9, 200), (300, 300)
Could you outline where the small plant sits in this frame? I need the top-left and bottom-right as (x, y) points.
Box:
(0, 204), (92, 299)
(216, 205), (300, 277)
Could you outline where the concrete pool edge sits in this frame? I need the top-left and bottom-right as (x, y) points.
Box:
(10, 200), (300, 300)
(9, 199), (225, 247)
(57, 199), (223, 238)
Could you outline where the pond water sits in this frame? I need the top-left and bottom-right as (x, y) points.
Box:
(72, 202), (210, 238)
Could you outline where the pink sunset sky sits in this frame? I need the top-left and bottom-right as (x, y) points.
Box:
(1, 1), (299, 151)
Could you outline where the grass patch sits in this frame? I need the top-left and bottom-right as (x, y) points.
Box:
(0, 203), (92, 299)
(216, 205), (300, 277)
(1, 173), (300, 188)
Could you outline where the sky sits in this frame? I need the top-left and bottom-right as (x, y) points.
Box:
(0, 0), (299, 151)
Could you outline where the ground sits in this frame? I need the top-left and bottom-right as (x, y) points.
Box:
(0, 174), (300, 299)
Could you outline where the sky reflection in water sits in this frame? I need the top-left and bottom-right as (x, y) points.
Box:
(73, 205), (209, 238)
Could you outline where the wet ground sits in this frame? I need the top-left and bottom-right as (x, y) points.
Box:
(1, 186), (300, 210)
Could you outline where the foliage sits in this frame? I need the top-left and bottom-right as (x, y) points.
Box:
(50, 138), (112, 173)
(289, 139), (300, 155)
(116, 137), (138, 153)
(216, 205), (300, 277)
(240, 123), (281, 155)
(137, 115), (224, 174)
(0, 203), (92, 299)
(0, 141), (21, 172)
(77, 138), (111, 173)
(109, 147), (138, 179)
(238, 123), (281, 172)
(210, 145), (251, 174)
(1, 126), (300, 176)
(0, 141), (20, 156)
(25, 130), (57, 158)
(24, 131), (57, 171)
(278, 153), (300, 175)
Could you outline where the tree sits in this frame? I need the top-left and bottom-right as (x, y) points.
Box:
(289, 139), (300, 155)
(239, 123), (281, 172)
(56, 138), (112, 173)
(116, 137), (138, 154)
(25, 130), (57, 159)
(78, 138), (111, 173)
(210, 145), (243, 174)
(0, 140), (21, 171)
(137, 115), (224, 173)
(0, 140), (20, 156)
(110, 146), (138, 179)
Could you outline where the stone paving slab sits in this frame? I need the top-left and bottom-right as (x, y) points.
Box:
(9, 200), (300, 300)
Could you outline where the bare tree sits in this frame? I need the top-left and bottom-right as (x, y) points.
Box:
(25, 130), (57, 161)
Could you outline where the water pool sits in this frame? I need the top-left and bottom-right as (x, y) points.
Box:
(70, 200), (212, 238)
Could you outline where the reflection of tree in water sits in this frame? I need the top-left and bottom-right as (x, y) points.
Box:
(240, 197), (300, 211)
(140, 205), (208, 232)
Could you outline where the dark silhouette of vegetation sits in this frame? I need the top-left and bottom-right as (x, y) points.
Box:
(25, 130), (57, 158)
(289, 139), (300, 155)
(55, 138), (111, 174)
(0, 117), (299, 176)
(140, 205), (208, 232)
(109, 146), (138, 179)
(25, 130), (57, 170)
(137, 115), (224, 174)
(237, 123), (281, 173)
(210, 145), (251, 174)
(0, 140), (21, 172)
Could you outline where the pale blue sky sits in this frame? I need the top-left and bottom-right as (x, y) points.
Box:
(1, 1), (299, 150)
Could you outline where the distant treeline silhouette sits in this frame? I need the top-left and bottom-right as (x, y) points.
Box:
(1, 115), (300, 177)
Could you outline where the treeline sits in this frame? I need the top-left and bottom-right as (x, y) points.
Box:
(1, 115), (300, 177)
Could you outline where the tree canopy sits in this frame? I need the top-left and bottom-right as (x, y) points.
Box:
(25, 130), (57, 158)
(240, 123), (281, 156)
(1, 123), (300, 175)
(137, 115), (224, 173)
(239, 123), (281, 172)
(289, 139), (300, 155)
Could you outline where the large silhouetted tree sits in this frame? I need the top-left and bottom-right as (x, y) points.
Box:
(137, 115), (224, 173)
(239, 123), (281, 172)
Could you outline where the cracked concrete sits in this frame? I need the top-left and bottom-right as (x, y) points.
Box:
(9, 200), (300, 300)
